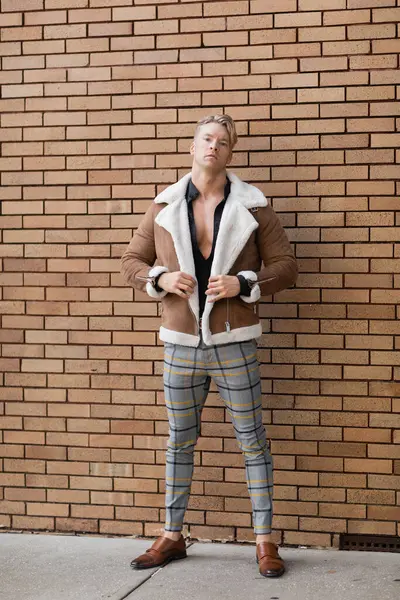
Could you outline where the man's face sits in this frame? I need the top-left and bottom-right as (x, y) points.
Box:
(190, 122), (233, 172)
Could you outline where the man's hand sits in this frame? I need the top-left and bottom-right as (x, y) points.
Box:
(206, 275), (240, 303)
(158, 271), (196, 299)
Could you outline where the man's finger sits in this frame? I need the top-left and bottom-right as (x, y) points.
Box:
(207, 281), (222, 290)
(179, 283), (193, 293)
(181, 278), (196, 289)
(180, 272), (196, 284)
(180, 280), (196, 292)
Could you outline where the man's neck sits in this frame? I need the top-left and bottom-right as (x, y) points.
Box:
(191, 167), (227, 202)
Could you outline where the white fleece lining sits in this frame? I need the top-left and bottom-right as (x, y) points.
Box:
(160, 326), (199, 347)
(160, 324), (263, 347)
(237, 270), (261, 303)
(210, 323), (262, 346)
(146, 265), (169, 299)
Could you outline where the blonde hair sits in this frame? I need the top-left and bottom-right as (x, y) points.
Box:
(195, 114), (238, 149)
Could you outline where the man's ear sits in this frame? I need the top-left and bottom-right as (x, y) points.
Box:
(190, 140), (195, 155)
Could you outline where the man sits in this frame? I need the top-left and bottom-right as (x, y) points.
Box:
(120, 115), (297, 578)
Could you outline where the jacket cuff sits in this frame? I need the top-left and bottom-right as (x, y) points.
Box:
(236, 274), (251, 297)
(153, 273), (164, 292)
(236, 270), (261, 303)
(146, 266), (169, 299)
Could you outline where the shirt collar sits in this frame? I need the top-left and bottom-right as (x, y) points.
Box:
(186, 178), (231, 204)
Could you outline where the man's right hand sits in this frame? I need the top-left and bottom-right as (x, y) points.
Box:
(158, 271), (196, 299)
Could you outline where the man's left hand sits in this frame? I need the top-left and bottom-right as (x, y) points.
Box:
(206, 275), (240, 302)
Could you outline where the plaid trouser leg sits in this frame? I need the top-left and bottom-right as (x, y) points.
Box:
(163, 342), (210, 532)
(210, 339), (273, 535)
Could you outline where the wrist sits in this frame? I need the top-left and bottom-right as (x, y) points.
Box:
(157, 273), (167, 290)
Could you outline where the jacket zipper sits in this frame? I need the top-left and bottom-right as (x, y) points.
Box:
(225, 298), (231, 332)
(257, 275), (277, 285)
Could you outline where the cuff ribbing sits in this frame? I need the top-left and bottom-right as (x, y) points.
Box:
(236, 270), (261, 303)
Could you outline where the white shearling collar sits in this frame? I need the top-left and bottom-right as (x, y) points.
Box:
(154, 171), (268, 210)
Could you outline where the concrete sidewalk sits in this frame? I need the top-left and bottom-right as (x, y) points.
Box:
(0, 532), (399, 600)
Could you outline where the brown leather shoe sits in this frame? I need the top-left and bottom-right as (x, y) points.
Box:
(256, 542), (285, 578)
(130, 535), (187, 570)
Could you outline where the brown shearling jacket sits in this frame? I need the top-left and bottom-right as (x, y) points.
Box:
(121, 172), (298, 347)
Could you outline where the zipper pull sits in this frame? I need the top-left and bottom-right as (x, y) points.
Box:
(225, 321), (231, 332)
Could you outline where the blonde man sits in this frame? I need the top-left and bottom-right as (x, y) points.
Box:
(121, 115), (297, 578)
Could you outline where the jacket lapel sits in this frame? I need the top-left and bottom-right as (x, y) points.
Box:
(210, 197), (259, 277)
(155, 195), (195, 278)
(154, 175), (199, 321)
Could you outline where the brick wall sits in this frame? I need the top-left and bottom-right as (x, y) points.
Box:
(1, 0), (399, 547)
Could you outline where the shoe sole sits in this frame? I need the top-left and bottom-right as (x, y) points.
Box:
(131, 552), (187, 570)
(260, 567), (285, 578)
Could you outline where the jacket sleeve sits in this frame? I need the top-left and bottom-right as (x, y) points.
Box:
(237, 204), (298, 302)
(120, 203), (169, 299)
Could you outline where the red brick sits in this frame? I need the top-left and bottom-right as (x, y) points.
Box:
(100, 521), (142, 536)
(56, 517), (98, 533)
(72, 505), (114, 520)
(348, 23), (396, 39)
(348, 520), (396, 535)
(320, 503), (366, 519)
(345, 426), (391, 444)
(47, 490), (89, 504)
(284, 531), (331, 547)
(27, 503), (69, 517)
(12, 516), (54, 531)
(320, 473), (366, 488)
(347, 489), (395, 505)
(6, 488), (46, 502)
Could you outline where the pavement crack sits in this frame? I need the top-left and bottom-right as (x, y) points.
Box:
(103, 571), (156, 600)
(116, 542), (196, 599)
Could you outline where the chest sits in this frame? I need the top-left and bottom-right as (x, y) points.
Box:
(191, 200), (220, 259)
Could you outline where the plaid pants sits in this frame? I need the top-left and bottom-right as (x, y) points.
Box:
(163, 337), (273, 535)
